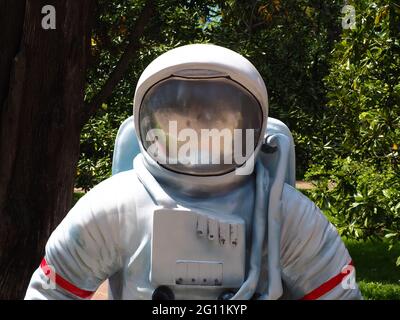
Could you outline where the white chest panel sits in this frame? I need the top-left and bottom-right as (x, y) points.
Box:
(151, 208), (245, 288)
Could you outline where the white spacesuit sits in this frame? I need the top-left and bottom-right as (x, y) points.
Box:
(25, 44), (362, 300)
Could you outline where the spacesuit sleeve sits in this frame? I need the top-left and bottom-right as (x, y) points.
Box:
(279, 185), (362, 300)
(24, 183), (124, 300)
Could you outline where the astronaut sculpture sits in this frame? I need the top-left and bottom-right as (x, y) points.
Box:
(25, 44), (362, 300)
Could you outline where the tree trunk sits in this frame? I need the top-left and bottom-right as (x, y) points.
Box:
(0, 0), (94, 299)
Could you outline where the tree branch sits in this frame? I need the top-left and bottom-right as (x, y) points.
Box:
(82, 0), (156, 124)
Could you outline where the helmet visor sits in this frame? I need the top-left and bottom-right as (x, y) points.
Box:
(139, 76), (263, 176)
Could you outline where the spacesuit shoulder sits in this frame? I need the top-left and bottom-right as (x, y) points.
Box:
(279, 182), (342, 260)
(280, 183), (318, 218)
(85, 169), (138, 212)
(49, 169), (141, 266)
(278, 184), (361, 299)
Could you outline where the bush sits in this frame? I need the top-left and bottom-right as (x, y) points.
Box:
(308, 159), (400, 242)
(76, 113), (123, 191)
(306, 1), (400, 257)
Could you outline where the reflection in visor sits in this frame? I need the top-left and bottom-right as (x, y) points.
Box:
(139, 77), (263, 176)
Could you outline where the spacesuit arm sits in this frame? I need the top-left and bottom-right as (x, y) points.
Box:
(279, 184), (362, 300)
(25, 184), (124, 300)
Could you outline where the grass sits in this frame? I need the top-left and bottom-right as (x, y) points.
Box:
(72, 191), (85, 204)
(344, 239), (400, 300)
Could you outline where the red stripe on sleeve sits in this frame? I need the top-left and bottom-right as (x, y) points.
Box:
(300, 260), (354, 300)
(40, 258), (95, 299)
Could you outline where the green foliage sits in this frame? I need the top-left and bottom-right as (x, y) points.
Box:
(306, 1), (400, 247)
(77, 113), (126, 191)
(308, 160), (400, 240)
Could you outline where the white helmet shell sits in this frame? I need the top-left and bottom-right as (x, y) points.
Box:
(133, 43), (269, 152)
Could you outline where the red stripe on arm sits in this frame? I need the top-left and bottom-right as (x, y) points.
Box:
(300, 261), (354, 300)
(40, 258), (95, 299)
